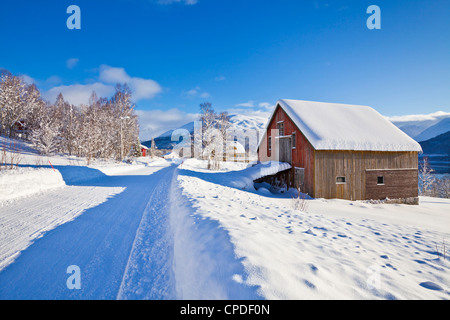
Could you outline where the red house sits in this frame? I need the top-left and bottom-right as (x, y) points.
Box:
(140, 145), (148, 157)
(258, 99), (422, 203)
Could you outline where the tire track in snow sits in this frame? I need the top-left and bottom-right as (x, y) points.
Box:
(0, 185), (125, 271)
(117, 166), (177, 299)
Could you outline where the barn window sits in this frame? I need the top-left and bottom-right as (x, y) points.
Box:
(277, 121), (284, 136)
(292, 132), (296, 149)
(268, 136), (271, 151)
(377, 176), (384, 185)
(336, 176), (346, 184)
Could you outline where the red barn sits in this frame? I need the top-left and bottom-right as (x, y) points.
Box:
(258, 100), (422, 203)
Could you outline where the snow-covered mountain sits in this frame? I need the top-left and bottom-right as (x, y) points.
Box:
(414, 118), (450, 142)
(143, 113), (268, 150)
(388, 111), (450, 142)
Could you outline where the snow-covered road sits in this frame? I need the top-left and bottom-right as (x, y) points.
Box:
(0, 163), (177, 299)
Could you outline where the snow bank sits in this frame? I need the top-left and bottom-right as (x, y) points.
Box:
(175, 165), (450, 299)
(169, 172), (262, 299)
(179, 159), (291, 191)
(0, 168), (65, 204)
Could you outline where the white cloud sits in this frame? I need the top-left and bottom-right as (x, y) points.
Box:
(182, 86), (210, 99)
(234, 101), (274, 112)
(20, 74), (36, 85)
(227, 100), (274, 120)
(235, 101), (255, 108)
(214, 76), (226, 81)
(44, 83), (115, 105)
(386, 111), (450, 122)
(136, 108), (199, 141)
(99, 65), (129, 83)
(184, 87), (200, 97)
(99, 65), (162, 101)
(19, 74), (62, 89)
(43, 65), (162, 105)
(66, 58), (79, 69)
(258, 102), (274, 110)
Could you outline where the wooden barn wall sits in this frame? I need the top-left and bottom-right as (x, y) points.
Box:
(260, 104), (315, 196)
(365, 169), (418, 200)
(314, 151), (419, 200)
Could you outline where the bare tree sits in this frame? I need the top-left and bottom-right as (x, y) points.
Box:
(419, 157), (435, 196)
(150, 136), (157, 158)
(199, 102), (220, 169)
(431, 176), (450, 198)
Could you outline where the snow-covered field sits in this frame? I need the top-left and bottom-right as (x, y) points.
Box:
(0, 137), (449, 300)
(172, 159), (450, 300)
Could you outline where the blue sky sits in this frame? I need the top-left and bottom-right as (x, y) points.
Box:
(1, 0), (449, 140)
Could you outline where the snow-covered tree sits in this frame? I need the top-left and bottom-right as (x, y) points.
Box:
(2, 69), (141, 162)
(110, 84), (139, 161)
(0, 72), (30, 137)
(150, 136), (157, 158)
(30, 106), (60, 155)
(419, 157), (435, 196)
(199, 102), (218, 169)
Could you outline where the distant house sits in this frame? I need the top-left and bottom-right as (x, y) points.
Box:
(225, 140), (246, 161)
(258, 99), (422, 203)
(140, 144), (148, 157)
(13, 119), (30, 139)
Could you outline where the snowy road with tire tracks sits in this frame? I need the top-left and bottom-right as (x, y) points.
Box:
(0, 163), (177, 299)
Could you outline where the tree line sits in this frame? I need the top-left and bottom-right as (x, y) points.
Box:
(0, 69), (140, 162)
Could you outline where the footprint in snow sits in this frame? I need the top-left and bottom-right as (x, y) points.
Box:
(303, 279), (316, 289)
(385, 263), (397, 271)
(419, 281), (443, 291)
(309, 264), (318, 274)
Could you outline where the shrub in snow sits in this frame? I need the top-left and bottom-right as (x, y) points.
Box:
(291, 187), (309, 212)
(0, 140), (22, 170)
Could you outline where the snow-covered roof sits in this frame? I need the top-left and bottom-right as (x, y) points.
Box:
(271, 99), (422, 152)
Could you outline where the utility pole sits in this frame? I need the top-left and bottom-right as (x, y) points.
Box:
(120, 116), (130, 161)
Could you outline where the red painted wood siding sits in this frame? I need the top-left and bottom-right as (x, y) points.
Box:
(263, 104), (316, 196)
